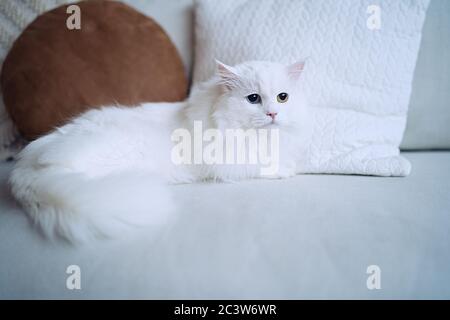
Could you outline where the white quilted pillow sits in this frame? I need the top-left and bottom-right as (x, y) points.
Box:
(194, 0), (430, 176)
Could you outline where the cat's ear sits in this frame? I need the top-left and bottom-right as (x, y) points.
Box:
(216, 60), (239, 89)
(287, 61), (305, 81)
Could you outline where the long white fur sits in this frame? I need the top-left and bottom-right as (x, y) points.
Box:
(10, 60), (309, 243)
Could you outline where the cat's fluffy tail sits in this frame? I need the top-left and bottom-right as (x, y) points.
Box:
(10, 155), (174, 244)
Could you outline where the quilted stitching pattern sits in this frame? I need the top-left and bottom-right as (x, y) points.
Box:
(194, 0), (430, 176)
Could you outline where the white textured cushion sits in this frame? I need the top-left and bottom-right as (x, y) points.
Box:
(194, 0), (430, 176)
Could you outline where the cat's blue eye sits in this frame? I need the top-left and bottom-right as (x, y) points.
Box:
(246, 94), (261, 104)
(277, 92), (289, 103)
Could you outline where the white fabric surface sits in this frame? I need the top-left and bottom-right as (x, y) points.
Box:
(194, 0), (430, 176)
(0, 152), (449, 299)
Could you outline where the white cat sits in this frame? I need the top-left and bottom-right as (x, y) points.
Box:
(9, 60), (310, 243)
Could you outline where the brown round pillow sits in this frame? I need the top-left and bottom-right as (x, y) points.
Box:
(1, 0), (187, 140)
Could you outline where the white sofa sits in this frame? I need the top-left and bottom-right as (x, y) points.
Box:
(0, 0), (449, 299)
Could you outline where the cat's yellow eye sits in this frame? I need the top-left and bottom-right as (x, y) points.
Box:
(277, 93), (289, 103)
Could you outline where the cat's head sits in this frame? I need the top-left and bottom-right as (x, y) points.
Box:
(213, 60), (306, 129)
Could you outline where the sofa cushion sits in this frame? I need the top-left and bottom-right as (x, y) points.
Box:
(1, 0), (187, 139)
(401, 0), (450, 150)
(194, 0), (429, 176)
(0, 151), (449, 298)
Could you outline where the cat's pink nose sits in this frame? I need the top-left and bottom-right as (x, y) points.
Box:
(266, 112), (278, 120)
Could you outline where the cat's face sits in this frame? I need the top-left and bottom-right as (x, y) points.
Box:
(213, 60), (306, 129)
